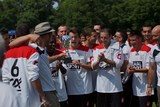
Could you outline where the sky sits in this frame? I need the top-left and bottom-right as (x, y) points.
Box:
(52, 1), (59, 9)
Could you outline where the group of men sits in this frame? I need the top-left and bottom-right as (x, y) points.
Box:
(0, 22), (160, 107)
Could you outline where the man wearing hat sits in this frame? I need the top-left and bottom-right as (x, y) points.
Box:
(33, 22), (60, 107)
(3, 22), (60, 107)
(2, 23), (47, 107)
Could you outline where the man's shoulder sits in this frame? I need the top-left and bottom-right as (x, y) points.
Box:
(5, 45), (37, 59)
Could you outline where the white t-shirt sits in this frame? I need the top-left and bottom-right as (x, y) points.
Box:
(50, 60), (68, 102)
(149, 44), (160, 86)
(92, 42), (124, 93)
(2, 46), (41, 107)
(0, 82), (22, 107)
(129, 44), (150, 96)
(29, 43), (56, 91)
(62, 45), (93, 95)
(86, 44), (99, 91)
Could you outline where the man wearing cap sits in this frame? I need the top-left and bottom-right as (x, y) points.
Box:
(8, 22), (60, 107)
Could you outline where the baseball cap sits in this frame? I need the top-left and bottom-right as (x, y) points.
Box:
(34, 22), (55, 35)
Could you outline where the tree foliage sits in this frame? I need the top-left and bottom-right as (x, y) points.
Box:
(0, 0), (160, 31)
(0, 0), (55, 29)
(54, 0), (160, 31)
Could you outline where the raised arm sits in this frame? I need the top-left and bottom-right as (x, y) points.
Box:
(9, 34), (39, 48)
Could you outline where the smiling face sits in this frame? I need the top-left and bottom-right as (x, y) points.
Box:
(69, 31), (80, 49)
(100, 32), (112, 46)
(142, 26), (152, 41)
(115, 32), (122, 42)
(86, 32), (97, 44)
(152, 26), (160, 44)
(58, 26), (68, 37)
(130, 35), (142, 49)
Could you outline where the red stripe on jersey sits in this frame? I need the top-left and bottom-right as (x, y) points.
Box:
(94, 44), (105, 50)
(131, 44), (151, 52)
(60, 47), (65, 52)
(5, 46), (37, 59)
(54, 49), (63, 55)
(150, 41), (156, 46)
(76, 45), (89, 52)
(60, 45), (89, 52)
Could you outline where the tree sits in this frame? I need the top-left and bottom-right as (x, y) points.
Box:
(0, 0), (56, 29)
(54, 0), (160, 31)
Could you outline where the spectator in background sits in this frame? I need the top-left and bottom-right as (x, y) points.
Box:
(0, 27), (10, 50)
(93, 23), (102, 44)
(8, 30), (16, 42)
(80, 32), (87, 46)
(115, 29), (131, 107)
(141, 25), (155, 47)
(56, 25), (69, 48)
(126, 28), (132, 47)
(93, 24), (101, 34)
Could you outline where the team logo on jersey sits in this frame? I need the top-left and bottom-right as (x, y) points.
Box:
(133, 61), (142, 69)
(90, 56), (94, 62)
(33, 60), (38, 65)
(117, 52), (122, 59)
(66, 63), (80, 69)
(70, 51), (76, 54)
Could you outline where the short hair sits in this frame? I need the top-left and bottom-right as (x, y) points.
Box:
(16, 23), (30, 37)
(130, 30), (144, 39)
(141, 24), (153, 31)
(116, 29), (128, 43)
(100, 28), (112, 36)
(83, 27), (96, 37)
(0, 27), (8, 35)
(69, 27), (79, 37)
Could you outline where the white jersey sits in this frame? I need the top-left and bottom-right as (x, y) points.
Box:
(85, 44), (99, 91)
(146, 42), (156, 48)
(120, 43), (130, 60)
(129, 44), (150, 96)
(29, 43), (56, 91)
(2, 46), (41, 107)
(149, 44), (160, 87)
(50, 60), (68, 102)
(0, 82), (22, 107)
(62, 45), (93, 95)
(125, 40), (131, 48)
(92, 42), (124, 93)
